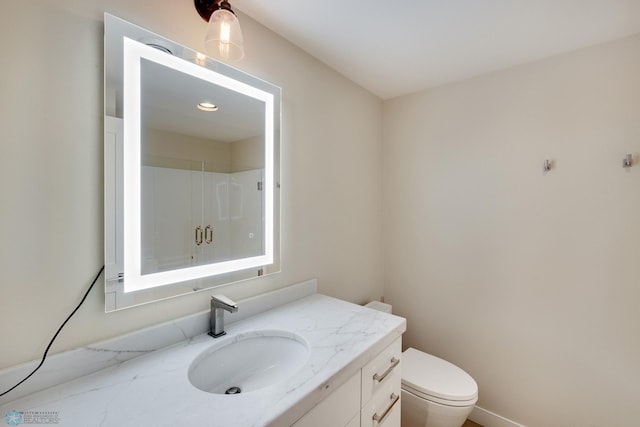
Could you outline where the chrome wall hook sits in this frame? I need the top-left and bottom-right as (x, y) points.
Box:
(543, 159), (553, 173)
(623, 154), (633, 168)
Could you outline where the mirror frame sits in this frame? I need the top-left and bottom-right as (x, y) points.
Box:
(104, 14), (281, 311)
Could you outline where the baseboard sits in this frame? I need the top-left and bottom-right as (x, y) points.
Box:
(469, 405), (526, 427)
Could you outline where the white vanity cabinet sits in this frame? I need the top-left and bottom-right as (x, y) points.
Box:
(361, 338), (402, 427)
(291, 370), (361, 427)
(292, 338), (402, 427)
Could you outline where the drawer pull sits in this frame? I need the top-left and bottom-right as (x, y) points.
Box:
(373, 357), (400, 383)
(372, 393), (399, 424)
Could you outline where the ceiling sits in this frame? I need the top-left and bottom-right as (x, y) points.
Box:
(234, 0), (640, 99)
(142, 58), (264, 143)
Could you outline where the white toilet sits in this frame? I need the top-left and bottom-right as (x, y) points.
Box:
(365, 302), (478, 427)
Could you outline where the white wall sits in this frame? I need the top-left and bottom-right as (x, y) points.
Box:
(382, 34), (640, 426)
(0, 1), (383, 370)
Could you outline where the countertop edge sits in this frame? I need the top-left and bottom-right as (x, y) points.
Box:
(0, 293), (407, 427)
(267, 322), (405, 427)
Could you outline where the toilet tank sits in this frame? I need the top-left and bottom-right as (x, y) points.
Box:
(365, 301), (392, 314)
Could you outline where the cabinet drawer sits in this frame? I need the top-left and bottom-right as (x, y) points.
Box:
(360, 376), (401, 427)
(361, 338), (402, 405)
(345, 413), (360, 427)
(292, 370), (361, 427)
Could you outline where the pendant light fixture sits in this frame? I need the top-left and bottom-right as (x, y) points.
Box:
(194, 0), (244, 61)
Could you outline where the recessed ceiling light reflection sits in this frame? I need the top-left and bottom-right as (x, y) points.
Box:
(197, 102), (219, 112)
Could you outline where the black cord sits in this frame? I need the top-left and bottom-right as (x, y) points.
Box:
(0, 265), (105, 398)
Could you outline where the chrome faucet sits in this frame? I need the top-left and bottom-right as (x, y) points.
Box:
(209, 294), (238, 338)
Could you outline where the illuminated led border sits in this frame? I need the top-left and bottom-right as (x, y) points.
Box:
(123, 37), (274, 293)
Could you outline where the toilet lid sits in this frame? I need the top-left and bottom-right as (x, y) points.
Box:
(401, 348), (478, 403)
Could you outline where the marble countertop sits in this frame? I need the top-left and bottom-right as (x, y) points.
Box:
(0, 294), (406, 427)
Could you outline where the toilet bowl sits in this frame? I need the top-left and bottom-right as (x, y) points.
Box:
(402, 348), (477, 427)
(364, 302), (478, 427)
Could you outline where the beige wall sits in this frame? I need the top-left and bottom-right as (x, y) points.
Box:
(142, 129), (263, 173)
(143, 127), (232, 172)
(382, 34), (640, 426)
(231, 136), (264, 172)
(3, 2), (638, 425)
(0, 1), (383, 369)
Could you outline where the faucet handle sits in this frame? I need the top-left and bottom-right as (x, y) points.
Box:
(211, 294), (238, 312)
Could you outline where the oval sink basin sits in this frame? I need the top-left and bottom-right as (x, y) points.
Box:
(188, 330), (310, 395)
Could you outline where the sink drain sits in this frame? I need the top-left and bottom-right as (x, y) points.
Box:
(225, 386), (242, 395)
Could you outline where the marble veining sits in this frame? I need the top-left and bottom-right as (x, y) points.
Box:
(0, 293), (405, 427)
(0, 280), (318, 405)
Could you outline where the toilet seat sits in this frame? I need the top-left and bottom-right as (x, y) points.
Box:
(401, 348), (478, 407)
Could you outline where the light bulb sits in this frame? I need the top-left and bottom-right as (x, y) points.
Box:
(204, 8), (244, 61)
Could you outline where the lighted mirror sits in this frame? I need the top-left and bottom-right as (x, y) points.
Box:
(104, 14), (281, 312)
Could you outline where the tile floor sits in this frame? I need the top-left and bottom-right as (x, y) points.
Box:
(462, 420), (483, 427)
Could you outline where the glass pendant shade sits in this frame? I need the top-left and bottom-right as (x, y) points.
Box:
(205, 9), (244, 61)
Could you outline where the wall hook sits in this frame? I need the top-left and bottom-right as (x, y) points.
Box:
(543, 159), (552, 173)
(623, 154), (633, 168)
